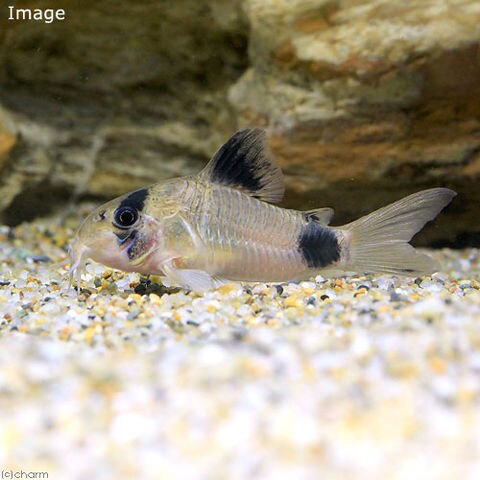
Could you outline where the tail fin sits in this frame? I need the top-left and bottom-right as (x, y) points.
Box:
(341, 188), (456, 276)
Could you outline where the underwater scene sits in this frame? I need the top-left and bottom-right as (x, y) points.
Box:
(0, 1), (479, 479)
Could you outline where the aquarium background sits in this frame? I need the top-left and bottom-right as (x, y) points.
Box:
(0, 0), (478, 245)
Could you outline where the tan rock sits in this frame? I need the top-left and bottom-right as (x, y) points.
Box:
(231, 0), (480, 245)
(0, 107), (16, 169)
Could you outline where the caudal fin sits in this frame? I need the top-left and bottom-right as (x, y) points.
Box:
(341, 188), (456, 276)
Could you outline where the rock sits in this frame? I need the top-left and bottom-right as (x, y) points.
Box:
(0, 0), (247, 224)
(0, 107), (16, 170)
(0, 0), (478, 246)
(230, 0), (480, 245)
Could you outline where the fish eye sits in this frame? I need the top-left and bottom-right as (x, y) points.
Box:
(113, 206), (139, 229)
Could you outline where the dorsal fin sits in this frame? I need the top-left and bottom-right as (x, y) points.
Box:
(198, 129), (285, 203)
(303, 207), (334, 225)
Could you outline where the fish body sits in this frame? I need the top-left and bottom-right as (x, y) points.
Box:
(69, 129), (456, 291)
(143, 178), (320, 282)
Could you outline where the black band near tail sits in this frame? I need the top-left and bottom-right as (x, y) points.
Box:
(298, 221), (340, 269)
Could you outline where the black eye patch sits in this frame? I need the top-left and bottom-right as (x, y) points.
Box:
(119, 188), (148, 212)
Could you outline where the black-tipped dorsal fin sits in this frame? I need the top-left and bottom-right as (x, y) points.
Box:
(198, 129), (285, 203)
(303, 207), (334, 225)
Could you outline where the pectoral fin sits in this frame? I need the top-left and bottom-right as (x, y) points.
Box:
(163, 262), (226, 292)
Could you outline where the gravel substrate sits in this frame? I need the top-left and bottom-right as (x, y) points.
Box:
(0, 207), (479, 480)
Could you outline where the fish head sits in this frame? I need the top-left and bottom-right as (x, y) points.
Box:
(68, 188), (162, 286)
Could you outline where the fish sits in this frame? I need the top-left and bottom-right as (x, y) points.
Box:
(68, 128), (456, 292)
